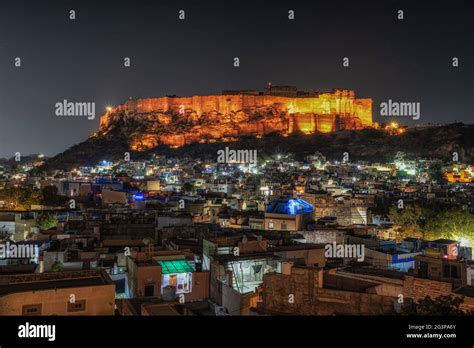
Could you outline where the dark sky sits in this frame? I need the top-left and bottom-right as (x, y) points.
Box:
(0, 0), (473, 158)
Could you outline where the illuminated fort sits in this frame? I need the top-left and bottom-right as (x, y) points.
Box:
(98, 85), (373, 150)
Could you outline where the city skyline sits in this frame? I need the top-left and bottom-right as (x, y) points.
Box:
(1, 0), (473, 158)
(0, 1), (473, 342)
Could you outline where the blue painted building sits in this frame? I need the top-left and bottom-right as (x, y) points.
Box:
(264, 197), (314, 231)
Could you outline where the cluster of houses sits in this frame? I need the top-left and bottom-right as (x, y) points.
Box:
(0, 153), (472, 315)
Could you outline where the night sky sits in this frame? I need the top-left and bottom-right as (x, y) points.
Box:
(0, 0), (473, 158)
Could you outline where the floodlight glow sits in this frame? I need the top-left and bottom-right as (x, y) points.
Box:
(133, 193), (145, 201)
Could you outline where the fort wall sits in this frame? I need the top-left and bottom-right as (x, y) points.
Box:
(98, 90), (373, 150)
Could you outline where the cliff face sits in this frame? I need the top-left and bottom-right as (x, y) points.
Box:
(96, 91), (373, 150)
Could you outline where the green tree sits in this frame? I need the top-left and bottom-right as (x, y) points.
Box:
(51, 259), (63, 272)
(429, 160), (445, 182)
(36, 212), (58, 231)
(395, 225), (424, 241)
(19, 187), (42, 210)
(182, 182), (195, 193)
(0, 187), (42, 210)
(403, 295), (465, 316)
(389, 205), (425, 240)
(389, 204), (425, 226)
(424, 209), (474, 243)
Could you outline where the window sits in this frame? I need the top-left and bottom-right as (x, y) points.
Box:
(144, 285), (154, 297)
(443, 264), (450, 278)
(268, 221), (274, 230)
(281, 222), (287, 230)
(419, 261), (428, 278)
(443, 264), (459, 278)
(22, 304), (42, 316)
(161, 273), (192, 294)
(67, 300), (86, 312)
(451, 265), (459, 278)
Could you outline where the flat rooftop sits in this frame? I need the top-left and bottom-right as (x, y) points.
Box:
(272, 243), (325, 252)
(0, 269), (113, 296)
(454, 286), (474, 298)
(430, 239), (458, 244)
(214, 251), (278, 263)
(0, 264), (38, 275)
(340, 266), (405, 280)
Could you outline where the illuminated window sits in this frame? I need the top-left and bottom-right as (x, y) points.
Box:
(159, 260), (195, 294)
(161, 273), (193, 294)
(268, 221), (274, 230)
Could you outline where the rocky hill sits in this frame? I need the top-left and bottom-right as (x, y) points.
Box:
(96, 91), (372, 151)
(40, 121), (473, 171)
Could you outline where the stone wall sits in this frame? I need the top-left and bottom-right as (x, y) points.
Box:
(98, 91), (373, 150)
(301, 230), (346, 245)
(106, 93), (372, 123)
(402, 275), (453, 301)
(0, 284), (115, 315)
(261, 267), (397, 315)
(402, 275), (474, 312)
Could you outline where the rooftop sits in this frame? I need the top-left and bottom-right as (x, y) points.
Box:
(0, 269), (113, 297)
(214, 251), (278, 263)
(158, 260), (195, 274)
(454, 286), (474, 297)
(340, 266), (406, 280)
(430, 239), (459, 244)
(265, 198), (314, 215)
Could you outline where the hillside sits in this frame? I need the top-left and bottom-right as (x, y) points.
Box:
(40, 123), (474, 171)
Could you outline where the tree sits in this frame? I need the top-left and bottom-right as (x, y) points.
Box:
(403, 295), (465, 315)
(389, 205), (425, 240)
(0, 187), (42, 210)
(429, 160), (445, 182)
(387, 202), (466, 242)
(395, 225), (424, 241)
(41, 185), (68, 207)
(36, 212), (58, 231)
(51, 259), (63, 272)
(389, 204), (425, 227)
(19, 187), (43, 210)
(424, 209), (474, 243)
(182, 182), (195, 194)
